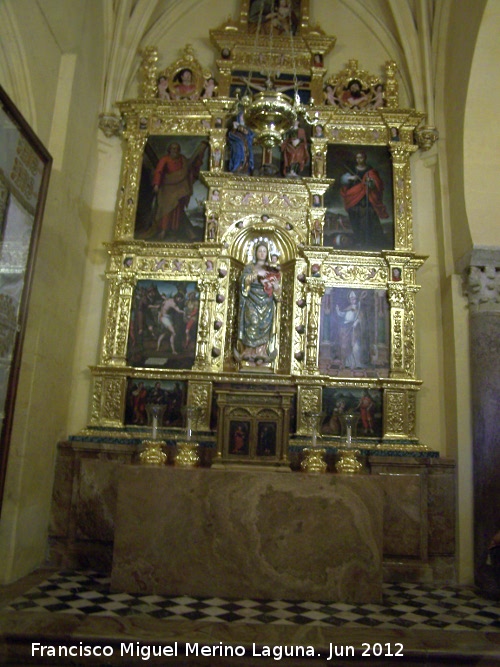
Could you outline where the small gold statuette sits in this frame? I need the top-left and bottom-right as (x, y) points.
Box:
(139, 404), (167, 465)
(301, 412), (327, 473)
(335, 412), (363, 474)
(175, 406), (200, 467)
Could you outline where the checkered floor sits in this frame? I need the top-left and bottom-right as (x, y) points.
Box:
(3, 571), (500, 631)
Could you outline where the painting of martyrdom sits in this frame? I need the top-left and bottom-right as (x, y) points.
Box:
(319, 288), (390, 378)
(229, 420), (250, 455)
(321, 387), (383, 439)
(257, 421), (277, 457)
(248, 0), (300, 35)
(134, 135), (209, 242)
(127, 280), (200, 370)
(324, 145), (394, 251)
(124, 378), (186, 428)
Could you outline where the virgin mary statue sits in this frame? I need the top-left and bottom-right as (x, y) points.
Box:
(237, 241), (281, 367)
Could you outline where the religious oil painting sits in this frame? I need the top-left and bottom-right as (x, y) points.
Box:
(247, 0), (301, 36)
(257, 421), (277, 457)
(134, 135), (209, 242)
(124, 378), (186, 428)
(324, 145), (394, 251)
(229, 420), (250, 456)
(319, 288), (390, 378)
(321, 387), (383, 439)
(127, 280), (200, 370)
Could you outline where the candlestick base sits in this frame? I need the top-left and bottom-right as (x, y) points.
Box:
(175, 441), (200, 467)
(335, 448), (363, 474)
(300, 447), (327, 473)
(139, 439), (167, 466)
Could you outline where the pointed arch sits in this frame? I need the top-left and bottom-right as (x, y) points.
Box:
(0, 3), (37, 130)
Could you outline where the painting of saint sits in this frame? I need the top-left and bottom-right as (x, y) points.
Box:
(229, 421), (250, 455)
(125, 378), (186, 427)
(321, 387), (383, 439)
(257, 422), (277, 456)
(127, 280), (200, 369)
(319, 288), (390, 378)
(324, 145), (394, 251)
(134, 136), (209, 242)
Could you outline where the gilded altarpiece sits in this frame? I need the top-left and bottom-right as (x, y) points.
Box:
(88, 0), (432, 463)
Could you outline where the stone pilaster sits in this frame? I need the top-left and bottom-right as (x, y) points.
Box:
(461, 246), (500, 598)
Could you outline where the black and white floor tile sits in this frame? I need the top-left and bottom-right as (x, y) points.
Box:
(3, 571), (500, 632)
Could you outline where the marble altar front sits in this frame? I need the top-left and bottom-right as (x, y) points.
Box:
(110, 466), (383, 604)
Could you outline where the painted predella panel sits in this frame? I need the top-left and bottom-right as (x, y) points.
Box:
(229, 420), (251, 456)
(324, 145), (394, 251)
(124, 378), (186, 427)
(321, 387), (383, 439)
(134, 136), (209, 242)
(257, 421), (277, 457)
(127, 280), (199, 369)
(319, 288), (390, 378)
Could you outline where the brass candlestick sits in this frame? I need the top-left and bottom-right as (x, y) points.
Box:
(140, 404), (167, 465)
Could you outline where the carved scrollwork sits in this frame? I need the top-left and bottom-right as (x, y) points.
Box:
(298, 386), (322, 433)
(385, 390), (405, 435)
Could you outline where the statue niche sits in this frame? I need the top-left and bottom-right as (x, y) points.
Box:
(234, 238), (282, 371)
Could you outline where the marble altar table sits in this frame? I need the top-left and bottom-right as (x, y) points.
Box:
(111, 466), (383, 603)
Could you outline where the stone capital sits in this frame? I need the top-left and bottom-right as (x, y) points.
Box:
(98, 112), (123, 138)
(458, 246), (500, 312)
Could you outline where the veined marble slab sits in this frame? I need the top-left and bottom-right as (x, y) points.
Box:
(111, 467), (383, 603)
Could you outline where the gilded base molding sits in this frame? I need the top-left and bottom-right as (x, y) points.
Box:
(175, 441), (200, 467)
(336, 448), (363, 474)
(300, 447), (327, 473)
(139, 440), (167, 465)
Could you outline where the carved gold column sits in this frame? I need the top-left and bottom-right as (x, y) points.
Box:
(193, 277), (218, 370)
(139, 47), (159, 99)
(390, 144), (417, 251)
(304, 279), (324, 374)
(388, 283), (406, 378)
(101, 275), (135, 366)
(115, 134), (148, 240)
(384, 60), (399, 109)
